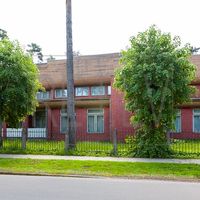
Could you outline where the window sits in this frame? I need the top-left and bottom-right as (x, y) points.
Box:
(35, 110), (46, 128)
(75, 87), (89, 96)
(60, 109), (67, 133)
(91, 86), (105, 96)
(193, 109), (200, 132)
(87, 109), (104, 133)
(108, 86), (111, 95)
(174, 110), (181, 133)
(55, 89), (67, 98)
(37, 91), (50, 100)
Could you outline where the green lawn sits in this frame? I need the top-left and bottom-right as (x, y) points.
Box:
(0, 158), (200, 180)
(1, 139), (200, 158)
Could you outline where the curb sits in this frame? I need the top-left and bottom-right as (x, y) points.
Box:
(0, 171), (200, 183)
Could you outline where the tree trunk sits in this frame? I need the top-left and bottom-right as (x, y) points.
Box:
(0, 118), (3, 148)
(66, 0), (76, 150)
(21, 122), (27, 150)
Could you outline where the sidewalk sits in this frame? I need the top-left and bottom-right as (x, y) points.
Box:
(0, 154), (200, 165)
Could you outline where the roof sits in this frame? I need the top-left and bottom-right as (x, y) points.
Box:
(38, 53), (120, 89)
(37, 53), (200, 89)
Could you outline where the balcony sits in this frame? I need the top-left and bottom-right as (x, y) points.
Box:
(5, 128), (47, 138)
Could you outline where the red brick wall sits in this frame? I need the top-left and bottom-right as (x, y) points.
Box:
(51, 108), (62, 140)
(172, 108), (200, 139)
(28, 84), (200, 141)
(76, 107), (110, 141)
(110, 79), (135, 141)
(182, 109), (193, 133)
(49, 107), (110, 141)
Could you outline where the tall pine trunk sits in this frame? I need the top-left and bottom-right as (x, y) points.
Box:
(65, 0), (76, 150)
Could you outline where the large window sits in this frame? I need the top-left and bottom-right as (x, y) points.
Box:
(75, 87), (89, 96)
(108, 86), (111, 95)
(35, 110), (46, 128)
(87, 109), (104, 133)
(55, 89), (67, 98)
(174, 110), (181, 133)
(60, 109), (67, 133)
(91, 86), (105, 96)
(37, 91), (50, 100)
(193, 109), (200, 132)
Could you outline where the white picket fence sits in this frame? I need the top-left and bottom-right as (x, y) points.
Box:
(5, 128), (46, 138)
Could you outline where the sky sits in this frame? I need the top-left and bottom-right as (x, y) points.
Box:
(0, 0), (200, 58)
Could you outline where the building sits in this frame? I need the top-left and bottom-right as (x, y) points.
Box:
(2, 53), (200, 141)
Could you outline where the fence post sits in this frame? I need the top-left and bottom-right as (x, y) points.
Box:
(113, 128), (118, 156)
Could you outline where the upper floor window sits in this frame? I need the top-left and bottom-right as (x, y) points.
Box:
(91, 86), (105, 96)
(55, 89), (67, 98)
(193, 109), (200, 132)
(108, 86), (111, 95)
(37, 91), (50, 100)
(76, 87), (89, 96)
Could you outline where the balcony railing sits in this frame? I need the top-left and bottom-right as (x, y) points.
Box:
(5, 128), (47, 138)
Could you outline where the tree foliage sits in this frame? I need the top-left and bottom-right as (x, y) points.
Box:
(27, 43), (43, 63)
(191, 46), (200, 54)
(114, 26), (196, 158)
(0, 28), (8, 40)
(0, 38), (42, 127)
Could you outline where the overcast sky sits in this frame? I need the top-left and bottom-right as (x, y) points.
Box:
(0, 0), (200, 57)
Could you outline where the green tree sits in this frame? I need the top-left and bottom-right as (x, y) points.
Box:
(0, 38), (42, 147)
(114, 26), (196, 158)
(0, 28), (8, 40)
(191, 46), (200, 54)
(27, 43), (43, 63)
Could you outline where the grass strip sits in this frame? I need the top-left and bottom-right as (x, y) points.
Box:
(2, 140), (200, 158)
(0, 158), (200, 180)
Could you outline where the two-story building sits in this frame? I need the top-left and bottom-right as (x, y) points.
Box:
(3, 53), (200, 141)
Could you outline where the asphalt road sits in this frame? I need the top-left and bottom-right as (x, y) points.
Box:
(0, 175), (200, 200)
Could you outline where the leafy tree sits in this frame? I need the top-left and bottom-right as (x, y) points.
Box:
(27, 43), (43, 63)
(191, 46), (200, 54)
(0, 38), (42, 147)
(114, 26), (196, 158)
(0, 28), (8, 40)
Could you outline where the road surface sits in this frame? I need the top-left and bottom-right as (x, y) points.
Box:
(0, 175), (199, 200)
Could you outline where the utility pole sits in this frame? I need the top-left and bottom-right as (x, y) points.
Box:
(65, 0), (76, 150)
